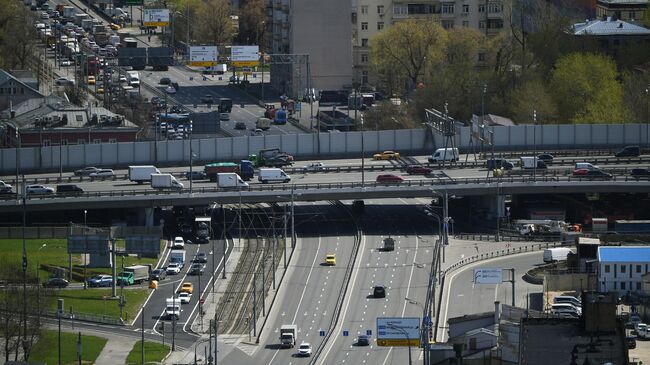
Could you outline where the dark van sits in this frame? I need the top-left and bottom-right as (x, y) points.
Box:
(615, 145), (640, 158)
(56, 184), (83, 195)
(486, 158), (514, 170)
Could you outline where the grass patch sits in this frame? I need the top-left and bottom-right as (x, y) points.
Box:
(48, 288), (150, 321)
(125, 341), (170, 365)
(29, 330), (107, 365)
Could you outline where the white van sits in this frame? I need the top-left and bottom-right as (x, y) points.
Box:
(428, 148), (459, 163)
(258, 168), (291, 184)
(554, 296), (581, 308)
(575, 162), (600, 171)
(217, 173), (249, 189)
(520, 156), (547, 169)
(543, 247), (574, 263)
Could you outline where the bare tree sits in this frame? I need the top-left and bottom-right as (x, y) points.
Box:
(195, 0), (235, 52)
(237, 0), (266, 47)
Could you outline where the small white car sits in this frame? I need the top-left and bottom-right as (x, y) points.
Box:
(172, 236), (185, 249)
(165, 86), (177, 94)
(166, 263), (181, 275)
(26, 185), (54, 195)
(297, 342), (312, 357)
(179, 292), (191, 304)
(303, 162), (325, 172)
(55, 77), (73, 86)
(89, 169), (114, 178)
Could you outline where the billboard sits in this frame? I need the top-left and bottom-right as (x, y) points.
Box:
(144, 9), (170, 27)
(67, 235), (110, 254)
(474, 268), (503, 284)
(231, 45), (259, 67)
(125, 235), (161, 255)
(189, 46), (218, 67)
(376, 317), (421, 347)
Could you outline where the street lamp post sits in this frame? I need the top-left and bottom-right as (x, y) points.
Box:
(645, 86), (649, 152)
(189, 120), (193, 194)
(83, 210), (87, 289)
(405, 297), (428, 365)
(37, 243), (47, 284)
(387, 324), (412, 365)
(532, 110), (537, 182)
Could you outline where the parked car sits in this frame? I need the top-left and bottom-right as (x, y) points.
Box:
(26, 185), (54, 195)
(627, 335), (637, 349)
(165, 86), (176, 94)
(150, 269), (167, 281)
(406, 165), (432, 175)
(373, 151), (400, 160)
(56, 184), (84, 195)
(373, 285), (386, 298)
(74, 167), (100, 176)
(87, 275), (113, 287)
(89, 169), (115, 178)
(43, 278), (69, 288)
(376, 174), (403, 184)
(185, 171), (206, 180)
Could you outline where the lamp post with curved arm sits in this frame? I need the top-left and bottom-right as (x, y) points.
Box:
(387, 324), (413, 365)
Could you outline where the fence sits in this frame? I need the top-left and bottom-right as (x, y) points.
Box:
(44, 308), (124, 326)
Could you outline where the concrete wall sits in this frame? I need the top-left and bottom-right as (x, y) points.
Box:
(1, 123), (648, 174)
(544, 272), (598, 292)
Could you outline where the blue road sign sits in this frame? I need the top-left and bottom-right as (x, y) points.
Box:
(343, 330), (349, 337)
(319, 330), (325, 337)
(366, 330), (372, 336)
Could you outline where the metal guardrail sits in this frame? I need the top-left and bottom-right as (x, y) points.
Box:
(43, 308), (124, 326)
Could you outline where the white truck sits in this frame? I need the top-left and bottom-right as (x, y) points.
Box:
(217, 173), (249, 189)
(203, 64), (227, 74)
(520, 156), (547, 169)
(129, 165), (160, 184)
(104, 7), (128, 18)
(164, 298), (180, 320)
(126, 71), (140, 87)
(170, 250), (186, 268)
(543, 247), (574, 263)
(428, 148), (459, 163)
(151, 173), (184, 191)
(280, 324), (298, 348)
(258, 168), (291, 184)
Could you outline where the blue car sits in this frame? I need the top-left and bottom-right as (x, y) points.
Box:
(88, 275), (113, 287)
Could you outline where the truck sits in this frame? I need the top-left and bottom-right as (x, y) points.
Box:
(217, 173), (249, 189)
(62, 6), (75, 19)
(249, 148), (293, 168)
(164, 298), (180, 320)
(258, 168), (291, 184)
(104, 7), (129, 19)
(428, 148), (459, 163)
(218, 98), (232, 113)
(204, 161), (254, 182)
(274, 109), (288, 125)
(279, 324), (298, 348)
(520, 156), (547, 169)
(126, 71), (140, 87)
(117, 265), (149, 285)
(543, 248), (574, 263)
(203, 64), (227, 74)
(129, 165), (160, 184)
(151, 173), (184, 191)
(170, 250), (186, 268)
(256, 117), (271, 131)
(380, 237), (395, 251)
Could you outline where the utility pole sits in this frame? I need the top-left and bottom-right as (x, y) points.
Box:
(253, 273), (257, 338)
(533, 110), (537, 182)
(172, 287), (176, 351)
(141, 307), (145, 365)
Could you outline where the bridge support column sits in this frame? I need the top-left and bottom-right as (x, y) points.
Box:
(138, 208), (155, 227)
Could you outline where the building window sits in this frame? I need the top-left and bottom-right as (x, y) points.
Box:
(362, 71), (369, 84)
(20, 88), (24, 94)
(479, 4), (486, 12)
(377, 5), (384, 14)
(462, 4), (470, 13)
(77, 139), (85, 144)
(463, 20), (469, 27)
(93, 139), (101, 144)
(629, 11), (635, 19)
(0, 88), (3, 95)
(614, 281), (617, 289)
(621, 265), (626, 273)
(361, 5), (368, 14)
(361, 22), (368, 30)
(637, 265), (642, 273)
(479, 20), (486, 29)
(621, 282), (626, 290)
(442, 3), (455, 13)
(637, 282), (642, 290)
(76, 115), (83, 122)
(361, 53), (369, 63)
(393, 4), (407, 15)
(442, 20), (454, 29)
(377, 22), (384, 30)
(605, 265), (610, 273)
(361, 38), (368, 47)
(61, 139), (68, 145)
(488, 3), (502, 13)
(42, 140), (51, 146)
(109, 138), (117, 143)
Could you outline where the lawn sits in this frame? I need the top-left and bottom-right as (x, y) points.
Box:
(29, 330), (107, 365)
(48, 288), (150, 322)
(125, 341), (170, 365)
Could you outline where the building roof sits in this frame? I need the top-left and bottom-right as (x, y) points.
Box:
(0, 69), (43, 97)
(598, 0), (648, 5)
(465, 328), (497, 337)
(598, 246), (650, 262)
(573, 17), (650, 35)
(448, 311), (493, 324)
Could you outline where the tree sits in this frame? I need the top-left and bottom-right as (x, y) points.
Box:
(370, 19), (448, 95)
(361, 101), (417, 130)
(509, 75), (559, 124)
(195, 0), (235, 51)
(2, 6), (37, 69)
(238, 0), (266, 47)
(550, 53), (630, 123)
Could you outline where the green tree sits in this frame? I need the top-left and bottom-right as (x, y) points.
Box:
(550, 53), (630, 123)
(509, 75), (559, 124)
(237, 0), (266, 47)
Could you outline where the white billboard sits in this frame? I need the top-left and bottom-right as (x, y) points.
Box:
(376, 317), (420, 347)
(474, 268), (503, 284)
(144, 9), (170, 27)
(189, 46), (218, 67)
(231, 45), (259, 66)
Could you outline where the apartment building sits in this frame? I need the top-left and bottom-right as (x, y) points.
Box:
(596, 0), (648, 24)
(598, 246), (650, 294)
(352, 0), (510, 86)
(266, 0), (353, 97)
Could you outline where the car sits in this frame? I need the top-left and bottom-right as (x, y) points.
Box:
(376, 174), (404, 184)
(627, 335), (637, 349)
(56, 184), (83, 195)
(89, 169), (114, 178)
(201, 95), (214, 104)
(159, 77), (171, 85)
(0, 180), (13, 191)
(373, 151), (400, 160)
(234, 121), (246, 130)
(60, 60), (72, 66)
(170, 105), (184, 114)
(573, 169), (613, 180)
(97, 87), (104, 94)
(185, 171), (206, 180)
(406, 165), (432, 175)
(166, 263), (181, 275)
(26, 185), (54, 195)
(181, 282), (193, 294)
(41, 12), (49, 19)
(616, 145), (640, 158)
(297, 342), (312, 357)
(150, 269), (167, 281)
(172, 236), (185, 249)
(55, 77), (72, 86)
(229, 75), (240, 83)
(109, 23), (121, 30)
(87, 275), (113, 287)
(219, 113), (230, 121)
(537, 154), (554, 165)
(119, 75), (127, 83)
(357, 335), (370, 346)
(74, 167), (99, 176)
(324, 254), (336, 266)
(303, 162), (325, 172)
(150, 96), (162, 106)
(250, 128), (264, 136)
(189, 263), (204, 275)
(43, 278), (69, 288)
(194, 252), (208, 263)
(373, 285), (386, 298)
(631, 168), (650, 179)
(165, 86), (177, 94)
(87, 76), (96, 85)
(179, 291), (191, 304)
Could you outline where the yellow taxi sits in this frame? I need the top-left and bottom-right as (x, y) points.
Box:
(181, 282), (193, 294)
(97, 87), (104, 94)
(88, 76), (96, 85)
(373, 151), (400, 160)
(325, 254), (336, 266)
(109, 23), (121, 30)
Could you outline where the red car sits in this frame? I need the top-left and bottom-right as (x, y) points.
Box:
(572, 168), (589, 176)
(406, 165), (432, 175)
(376, 174), (404, 184)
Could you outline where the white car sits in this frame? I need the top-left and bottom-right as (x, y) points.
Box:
(89, 169), (115, 178)
(166, 263), (181, 275)
(0, 180), (12, 190)
(55, 77), (73, 86)
(119, 75), (127, 83)
(26, 185), (54, 195)
(40, 12), (49, 19)
(179, 292), (191, 304)
(172, 236), (185, 249)
(297, 342), (312, 357)
(303, 162), (325, 172)
(60, 60), (72, 66)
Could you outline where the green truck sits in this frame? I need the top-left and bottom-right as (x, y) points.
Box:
(117, 265), (150, 286)
(249, 148), (293, 168)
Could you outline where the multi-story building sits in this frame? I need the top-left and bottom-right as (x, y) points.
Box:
(352, 0), (510, 86)
(598, 246), (650, 294)
(596, 0), (648, 24)
(266, 0), (353, 97)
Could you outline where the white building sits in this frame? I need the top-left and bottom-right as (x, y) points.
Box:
(598, 246), (650, 294)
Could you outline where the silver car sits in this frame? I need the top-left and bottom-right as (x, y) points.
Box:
(89, 169), (115, 178)
(26, 185), (54, 195)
